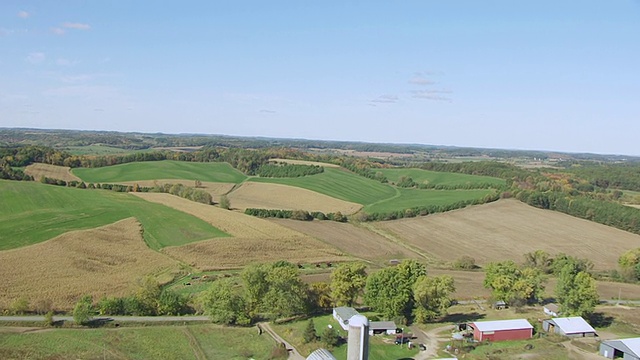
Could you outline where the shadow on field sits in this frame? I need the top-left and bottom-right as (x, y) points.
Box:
(440, 312), (485, 324)
(588, 312), (614, 328)
(85, 318), (114, 328)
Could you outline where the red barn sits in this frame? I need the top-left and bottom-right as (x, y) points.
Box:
(470, 319), (533, 342)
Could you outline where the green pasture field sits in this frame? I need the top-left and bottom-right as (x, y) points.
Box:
(0, 180), (229, 250)
(378, 168), (505, 187)
(60, 145), (144, 156)
(249, 167), (397, 205)
(73, 160), (247, 184)
(271, 314), (418, 360)
(364, 188), (495, 214)
(0, 324), (279, 360)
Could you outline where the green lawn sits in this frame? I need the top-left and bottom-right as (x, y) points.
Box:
(250, 168), (397, 205)
(271, 314), (419, 360)
(73, 160), (247, 183)
(0, 180), (229, 250)
(364, 188), (495, 214)
(0, 325), (280, 360)
(378, 168), (505, 187)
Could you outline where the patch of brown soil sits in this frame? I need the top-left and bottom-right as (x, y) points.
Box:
(271, 219), (420, 263)
(376, 199), (640, 270)
(228, 182), (362, 215)
(0, 218), (179, 311)
(24, 163), (81, 182)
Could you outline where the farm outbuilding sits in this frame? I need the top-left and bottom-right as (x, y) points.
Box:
(469, 319), (533, 342)
(333, 306), (360, 331)
(544, 303), (560, 317)
(307, 348), (338, 360)
(542, 317), (596, 337)
(368, 321), (398, 335)
(600, 337), (640, 359)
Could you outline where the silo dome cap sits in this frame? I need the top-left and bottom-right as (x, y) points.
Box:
(348, 314), (369, 326)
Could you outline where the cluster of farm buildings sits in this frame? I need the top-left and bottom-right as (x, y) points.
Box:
(307, 304), (640, 359)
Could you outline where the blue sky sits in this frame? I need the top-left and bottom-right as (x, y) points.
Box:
(1, 1), (639, 156)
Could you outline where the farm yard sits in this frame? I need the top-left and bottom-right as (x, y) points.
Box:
(0, 218), (179, 310)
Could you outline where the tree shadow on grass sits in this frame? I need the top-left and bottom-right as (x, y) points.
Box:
(588, 312), (614, 328)
(85, 317), (114, 328)
(439, 312), (485, 324)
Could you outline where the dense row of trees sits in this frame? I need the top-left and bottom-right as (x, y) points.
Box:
(256, 163), (324, 178)
(244, 208), (347, 222)
(561, 163), (640, 191)
(358, 193), (500, 222)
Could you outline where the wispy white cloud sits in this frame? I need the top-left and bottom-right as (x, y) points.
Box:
(18, 11), (30, 19)
(260, 109), (277, 114)
(409, 73), (435, 86)
(51, 27), (65, 35)
(411, 89), (452, 102)
(63, 22), (90, 30)
(371, 94), (399, 104)
(56, 58), (79, 66)
(26, 52), (45, 64)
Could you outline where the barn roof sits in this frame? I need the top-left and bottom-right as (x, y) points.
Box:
(547, 317), (595, 334)
(602, 338), (640, 358)
(370, 321), (397, 330)
(544, 303), (560, 313)
(307, 348), (337, 360)
(472, 319), (533, 332)
(333, 307), (359, 321)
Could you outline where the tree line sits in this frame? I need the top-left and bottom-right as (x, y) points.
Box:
(256, 163), (324, 178)
(244, 208), (347, 222)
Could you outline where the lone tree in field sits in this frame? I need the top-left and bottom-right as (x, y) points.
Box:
(364, 260), (426, 323)
(618, 248), (640, 281)
(483, 260), (545, 306)
(330, 262), (367, 306)
(219, 195), (231, 210)
(73, 295), (94, 326)
(556, 263), (599, 317)
(303, 318), (317, 343)
(413, 275), (455, 323)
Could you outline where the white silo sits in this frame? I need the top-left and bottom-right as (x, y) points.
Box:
(347, 314), (369, 360)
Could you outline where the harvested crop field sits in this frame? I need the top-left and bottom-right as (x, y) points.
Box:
(133, 193), (348, 268)
(0, 218), (179, 310)
(375, 199), (640, 270)
(271, 219), (421, 263)
(118, 179), (235, 196)
(24, 163), (81, 182)
(228, 182), (362, 214)
(163, 236), (347, 270)
(268, 158), (340, 167)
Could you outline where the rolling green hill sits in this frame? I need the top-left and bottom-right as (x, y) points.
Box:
(365, 188), (496, 214)
(0, 180), (229, 250)
(72, 160), (247, 183)
(378, 168), (506, 187)
(249, 167), (398, 205)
